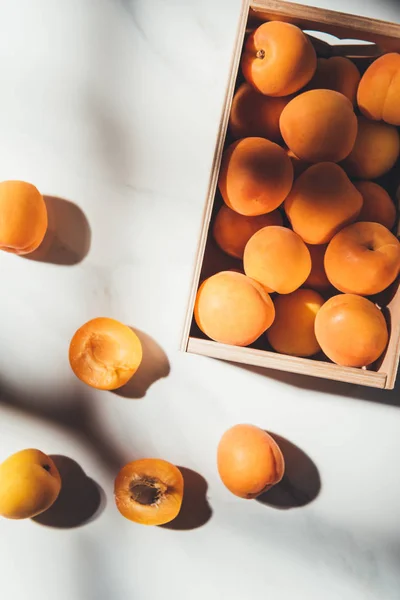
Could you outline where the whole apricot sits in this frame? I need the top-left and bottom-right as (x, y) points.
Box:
(114, 458), (183, 526)
(355, 181), (396, 230)
(69, 317), (143, 390)
(213, 204), (282, 259)
(218, 137), (293, 216)
(241, 21), (316, 96)
(324, 221), (400, 296)
(307, 56), (361, 104)
(217, 424), (285, 499)
(284, 163), (363, 245)
(342, 116), (399, 179)
(194, 271), (275, 346)
(243, 226), (311, 294)
(280, 89), (357, 163)
(357, 53), (400, 125)
(0, 449), (61, 519)
(315, 294), (388, 367)
(304, 244), (331, 291)
(0, 181), (47, 255)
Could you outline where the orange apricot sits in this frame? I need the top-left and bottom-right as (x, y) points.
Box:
(0, 180), (47, 255)
(213, 204), (282, 259)
(194, 271), (275, 346)
(241, 21), (316, 96)
(114, 459), (183, 526)
(280, 89), (357, 163)
(357, 53), (400, 125)
(342, 116), (399, 179)
(324, 221), (400, 296)
(354, 181), (396, 230)
(267, 289), (324, 357)
(284, 163), (363, 245)
(304, 244), (331, 291)
(217, 424), (285, 499)
(314, 294), (388, 367)
(307, 56), (361, 104)
(218, 137), (293, 216)
(69, 317), (143, 391)
(243, 226), (311, 294)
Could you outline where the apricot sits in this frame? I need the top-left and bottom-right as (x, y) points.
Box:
(342, 116), (399, 179)
(69, 317), (143, 390)
(307, 57), (361, 104)
(0, 180), (47, 255)
(280, 89), (357, 163)
(355, 181), (396, 230)
(218, 137), (293, 216)
(0, 449), (61, 519)
(229, 83), (291, 142)
(114, 458), (183, 526)
(284, 163), (363, 245)
(213, 204), (282, 259)
(357, 53), (400, 125)
(304, 244), (331, 291)
(194, 271), (275, 346)
(315, 294), (388, 367)
(241, 21), (316, 96)
(243, 226), (311, 294)
(324, 221), (400, 296)
(217, 424), (284, 499)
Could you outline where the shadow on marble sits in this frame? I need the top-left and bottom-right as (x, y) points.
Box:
(33, 455), (105, 529)
(257, 433), (321, 510)
(161, 467), (212, 531)
(24, 196), (91, 265)
(113, 328), (170, 399)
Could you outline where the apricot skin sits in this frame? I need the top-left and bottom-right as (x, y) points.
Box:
(355, 181), (396, 230)
(314, 294), (388, 367)
(0, 449), (61, 519)
(304, 244), (331, 291)
(307, 57), (361, 104)
(357, 53), (400, 126)
(217, 424), (285, 499)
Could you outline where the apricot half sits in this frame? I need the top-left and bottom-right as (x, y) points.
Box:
(0, 180), (47, 255)
(324, 221), (400, 296)
(194, 271), (275, 346)
(357, 53), (400, 125)
(69, 317), (143, 390)
(307, 56), (361, 104)
(241, 21), (316, 96)
(217, 424), (285, 499)
(114, 458), (183, 526)
(355, 181), (396, 230)
(315, 294), (388, 367)
(218, 137), (293, 216)
(0, 449), (61, 519)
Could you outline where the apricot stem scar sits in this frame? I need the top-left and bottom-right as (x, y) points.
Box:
(256, 49), (265, 59)
(42, 465), (51, 472)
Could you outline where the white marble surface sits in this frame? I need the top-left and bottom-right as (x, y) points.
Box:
(0, 1), (400, 599)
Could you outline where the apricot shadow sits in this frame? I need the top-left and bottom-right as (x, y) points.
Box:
(24, 196), (91, 265)
(113, 328), (170, 399)
(33, 455), (105, 528)
(257, 433), (321, 510)
(161, 467), (212, 531)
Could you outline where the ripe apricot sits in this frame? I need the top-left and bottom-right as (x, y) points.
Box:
(267, 289), (324, 357)
(0, 180), (47, 255)
(355, 181), (396, 230)
(243, 226), (311, 294)
(304, 244), (331, 291)
(114, 459), (183, 526)
(69, 317), (143, 391)
(342, 116), (399, 179)
(0, 449), (61, 519)
(324, 221), (400, 296)
(241, 21), (316, 96)
(213, 204), (282, 259)
(284, 163), (363, 245)
(217, 424), (284, 499)
(194, 271), (275, 346)
(315, 294), (388, 367)
(357, 53), (400, 125)
(307, 57), (361, 104)
(280, 89), (357, 163)
(229, 83), (291, 142)
(218, 137), (293, 216)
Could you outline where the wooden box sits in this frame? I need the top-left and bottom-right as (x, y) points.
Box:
(181, 0), (400, 390)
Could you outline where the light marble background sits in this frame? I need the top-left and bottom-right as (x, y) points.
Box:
(0, 1), (400, 599)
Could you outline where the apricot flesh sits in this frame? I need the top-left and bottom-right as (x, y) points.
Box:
(69, 317), (143, 390)
(355, 181), (396, 230)
(357, 53), (400, 125)
(0, 449), (61, 519)
(114, 458), (183, 526)
(307, 56), (360, 104)
(315, 294), (388, 367)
